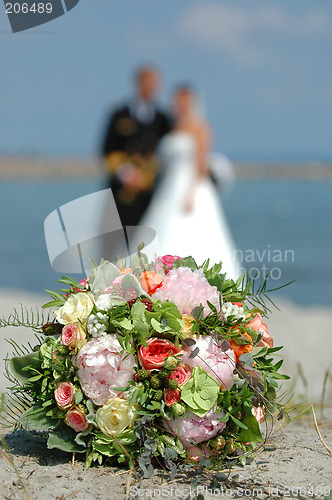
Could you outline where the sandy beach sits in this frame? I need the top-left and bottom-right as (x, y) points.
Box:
(0, 289), (331, 499)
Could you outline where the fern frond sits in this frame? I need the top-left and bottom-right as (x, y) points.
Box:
(0, 305), (51, 332)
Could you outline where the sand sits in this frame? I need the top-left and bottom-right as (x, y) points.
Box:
(0, 289), (332, 499)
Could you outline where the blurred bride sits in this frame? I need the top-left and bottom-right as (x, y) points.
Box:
(138, 85), (239, 279)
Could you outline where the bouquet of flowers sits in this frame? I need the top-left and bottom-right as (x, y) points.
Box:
(3, 252), (289, 475)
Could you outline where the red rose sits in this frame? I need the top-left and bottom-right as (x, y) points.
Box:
(156, 255), (181, 274)
(168, 363), (191, 386)
(54, 381), (75, 410)
(164, 388), (181, 407)
(65, 406), (88, 432)
(139, 338), (181, 370)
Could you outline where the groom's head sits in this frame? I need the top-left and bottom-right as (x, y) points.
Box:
(135, 66), (161, 101)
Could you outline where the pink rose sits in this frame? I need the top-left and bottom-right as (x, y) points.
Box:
(162, 408), (226, 448)
(164, 388), (181, 407)
(54, 381), (75, 410)
(168, 363), (191, 386)
(156, 255), (181, 274)
(61, 323), (86, 350)
(64, 406), (88, 432)
(139, 338), (181, 370)
(182, 336), (235, 390)
(247, 313), (273, 348)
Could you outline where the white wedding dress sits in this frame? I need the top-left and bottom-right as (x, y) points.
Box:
(138, 132), (240, 279)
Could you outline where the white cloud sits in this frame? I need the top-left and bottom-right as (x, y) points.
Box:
(177, 3), (332, 64)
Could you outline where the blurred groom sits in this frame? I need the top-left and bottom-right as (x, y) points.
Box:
(101, 66), (171, 227)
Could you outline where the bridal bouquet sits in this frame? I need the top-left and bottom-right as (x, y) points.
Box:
(4, 252), (289, 475)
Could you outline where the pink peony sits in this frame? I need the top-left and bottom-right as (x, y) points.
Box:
(61, 323), (86, 350)
(247, 313), (273, 348)
(139, 338), (181, 370)
(163, 408), (226, 448)
(156, 255), (181, 274)
(74, 334), (136, 406)
(65, 406), (88, 432)
(182, 336), (235, 390)
(153, 267), (221, 317)
(54, 381), (75, 410)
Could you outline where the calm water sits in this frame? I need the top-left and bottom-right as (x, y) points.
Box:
(0, 178), (331, 306)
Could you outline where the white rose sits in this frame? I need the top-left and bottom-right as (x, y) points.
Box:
(55, 292), (94, 325)
(96, 397), (138, 437)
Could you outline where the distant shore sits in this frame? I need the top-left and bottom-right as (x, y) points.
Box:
(1, 156), (332, 180)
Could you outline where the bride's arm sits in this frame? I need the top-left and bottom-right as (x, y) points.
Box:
(184, 121), (212, 212)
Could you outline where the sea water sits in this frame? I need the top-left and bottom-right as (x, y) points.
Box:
(0, 178), (331, 306)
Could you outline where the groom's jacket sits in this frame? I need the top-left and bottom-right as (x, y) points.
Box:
(101, 104), (171, 226)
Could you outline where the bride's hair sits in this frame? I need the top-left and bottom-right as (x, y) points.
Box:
(173, 84), (205, 117)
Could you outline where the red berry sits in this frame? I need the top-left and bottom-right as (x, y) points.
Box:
(141, 298), (153, 312)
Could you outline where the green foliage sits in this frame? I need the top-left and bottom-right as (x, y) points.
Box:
(19, 405), (58, 431)
(181, 366), (220, 416)
(48, 425), (86, 453)
(9, 352), (42, 385)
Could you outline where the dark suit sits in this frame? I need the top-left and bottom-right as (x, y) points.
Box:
(102, 104), (171, 226)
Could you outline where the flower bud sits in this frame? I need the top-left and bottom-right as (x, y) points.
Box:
(171, 402), (186, 417)
(163, 356), (179, 370)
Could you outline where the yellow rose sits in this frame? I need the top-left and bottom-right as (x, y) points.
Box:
(96, 397), (138, 437)
(181, 314), (195, 338)
(54, 292), (94, 325)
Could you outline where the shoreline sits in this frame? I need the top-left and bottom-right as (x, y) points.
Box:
(1, 157), (332, 180)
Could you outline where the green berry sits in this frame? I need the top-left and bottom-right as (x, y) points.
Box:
(137, 369), (151, 381)
(171, 402), (186, 417)
(225, 439), (237, 455)
(210, 435), (226, 450)
(157, 369), (170, 380)
(152, 390), (163, 402)
(150, 375), (162, 389)
(167, 379), (179, 389)
(163, 356), (179, 370)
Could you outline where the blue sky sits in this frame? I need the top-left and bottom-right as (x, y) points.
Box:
(1, 0), (332, 160)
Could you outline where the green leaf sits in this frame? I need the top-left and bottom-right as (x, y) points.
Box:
(229, 414), (248, 429)
(181, 366), (219, 416)
(47, 427), (86, 453)
(9, 352), (42, 385)
(172, 256), (198, 271)
(238, 414), (263, 443)
(239, 353), (254, 367)
(19, 406), (58, 431)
